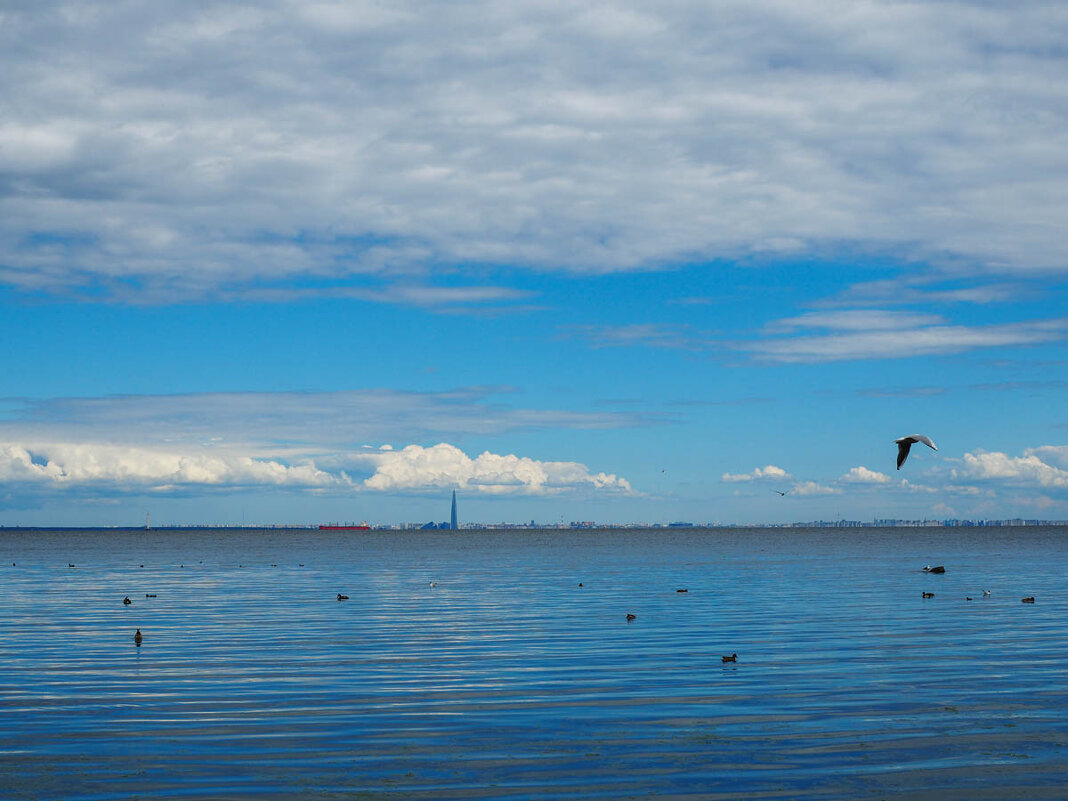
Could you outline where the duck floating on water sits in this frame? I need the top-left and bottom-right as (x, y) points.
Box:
(133, 629), (142, 646)
(1022, 596), (1035, 604)
(123, 596), (132, 605)
(337, 593), (349, 601)
(922, 591), (935, 598)
(923, 565), (946, 574)
(722, 653), (738, 663)
(626, 613), (636, 621)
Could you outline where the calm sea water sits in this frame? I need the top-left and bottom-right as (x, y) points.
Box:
(0, 526), (1066, 800)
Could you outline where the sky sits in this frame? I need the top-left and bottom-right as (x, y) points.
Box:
(2, 0), (1067, 527)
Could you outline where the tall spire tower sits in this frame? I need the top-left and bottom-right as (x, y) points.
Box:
(450, 490), (458, 530)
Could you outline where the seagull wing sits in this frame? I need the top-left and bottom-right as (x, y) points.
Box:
(896, 439), (913, 469)
(911, 434), (937, 451)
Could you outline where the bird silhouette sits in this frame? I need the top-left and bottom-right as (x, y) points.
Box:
(896, 434), (937, 469)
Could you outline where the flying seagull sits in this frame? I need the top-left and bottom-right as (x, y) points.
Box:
(773, 489), (790, 496)
(895, 434), (937, 469)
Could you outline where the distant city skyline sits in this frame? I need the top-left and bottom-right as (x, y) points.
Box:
(1, 2), (1066, 527)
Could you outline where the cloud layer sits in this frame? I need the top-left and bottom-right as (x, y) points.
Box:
(722, 464), (791, 482)
(0, 440), (631, 497)
(841, 465), (891, 484)
(956, 447), (1068, 489)
(0, 389), (638, 501)
(0, 442), (342, 489)
(363, 443), (632, 495)
(722, 446), (1068, 510)
(3, 1), (1068, 302)
(0, 388), (643, 449)
(750, 311), (1068, 363)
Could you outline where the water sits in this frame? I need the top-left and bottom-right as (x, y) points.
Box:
(1, 526), (1066, 800)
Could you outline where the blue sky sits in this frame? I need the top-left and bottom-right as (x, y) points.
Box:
(2, 0), (1067, 526)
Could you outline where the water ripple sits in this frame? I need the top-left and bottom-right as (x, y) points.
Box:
(1, 527), (1066, 800)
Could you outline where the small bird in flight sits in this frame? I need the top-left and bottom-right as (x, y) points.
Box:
(895, 434), (937, 469)
(773, 489), (790, 496)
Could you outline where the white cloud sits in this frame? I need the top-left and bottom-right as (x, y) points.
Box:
(0, 390), (639, 501)
(361, 443), (631, 495)
(824, 279), (1023, 308)
(955, 448), (1068, 489)
(722, 464), (791, 482)
(563, 323), (717, 351)
(2, 2), (1067, 302)
(0, 389), (644, 450)
(1031, 445), (1068, 470)
(216, 283), (537, 310)
(899, 478), (939, 494)
(0, 439), (632, 498)
(749, 316), (1068, 363)
(563, 311), (1068, 364)
(0, 442), (344, 488)
(790, 480), (840, 497)
(769, 310), (946, 333)
(942, 485), (993, 498)
(841, 465), (891, 483)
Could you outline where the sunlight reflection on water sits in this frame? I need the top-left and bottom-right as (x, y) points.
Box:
(1, 527), (1066, 800)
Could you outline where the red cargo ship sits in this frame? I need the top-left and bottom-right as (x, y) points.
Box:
(319, 522), (371, 530)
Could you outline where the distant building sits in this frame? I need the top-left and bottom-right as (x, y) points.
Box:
(451, 490), (458, 530)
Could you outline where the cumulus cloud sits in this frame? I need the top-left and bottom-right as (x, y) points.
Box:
(0, 390), (639, 502)
(2, 2), (1067, 302)
(790, 480), (840, 497)
(0, 440), (632, 501)
(1031, 446), (1068, 470)
(0, 439), (633, 498)
(0, 442), (343, 489)
(841, 465), (891, 483)
(361, 443), (632, 495)
(899, 479), (939, 494)
(722, 464), (791, 482)
(955, 448), (1068, 489)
